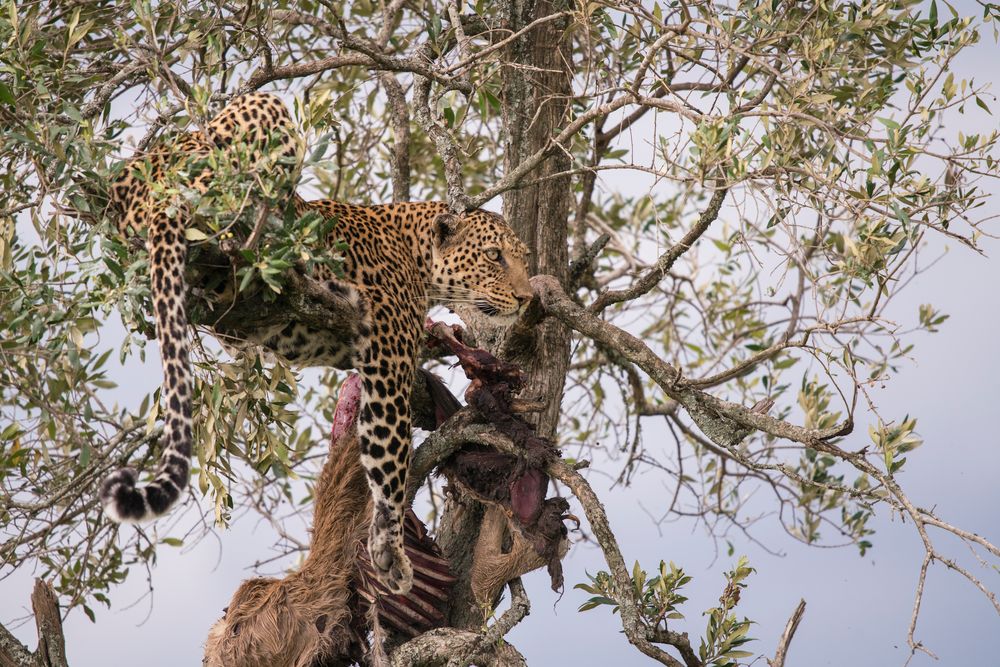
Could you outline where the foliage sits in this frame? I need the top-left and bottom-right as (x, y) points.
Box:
(577, 557), (755, 667)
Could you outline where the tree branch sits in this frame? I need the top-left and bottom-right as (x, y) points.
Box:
(186, 249), (363, 350)
(378, 72), (412, 202)
(412, 75), (471, 212)
(389, 627), (526, 667)
(240, 54), (370, 93)
(590, 187), (728, 313)
(444, 579), (531, 667)
(533, 275), (852, 451)
(0, 625), (33, 667)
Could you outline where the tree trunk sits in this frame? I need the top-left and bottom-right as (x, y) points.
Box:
(498, 0), (573, 441)
(438, 0), (574, 630)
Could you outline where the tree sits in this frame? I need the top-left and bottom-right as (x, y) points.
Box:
(2, 0), (999, 664)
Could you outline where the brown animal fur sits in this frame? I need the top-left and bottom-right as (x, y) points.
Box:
(204, 375), (453, 667)
(204, 378), (369, 667)
(470, 505), (566, 607)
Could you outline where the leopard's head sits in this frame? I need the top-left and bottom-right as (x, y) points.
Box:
(429, 209), (533, 323)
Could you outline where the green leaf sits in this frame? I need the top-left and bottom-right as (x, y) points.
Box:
(726, 650), (755, 659)
(309, 132), (332, 163)
(767, 206), (790, 229)
(0, 81), (14, 106)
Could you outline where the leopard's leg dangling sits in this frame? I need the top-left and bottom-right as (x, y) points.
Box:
(356, 298), (419, 595)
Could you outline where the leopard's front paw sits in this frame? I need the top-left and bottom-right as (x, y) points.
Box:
(369, 511), (413, 595)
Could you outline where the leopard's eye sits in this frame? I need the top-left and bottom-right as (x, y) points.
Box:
(484, 248), (501, 262)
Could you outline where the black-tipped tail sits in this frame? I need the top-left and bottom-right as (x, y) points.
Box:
(100, 452), (188, 524)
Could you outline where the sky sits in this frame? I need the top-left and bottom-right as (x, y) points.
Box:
(3, 3), (1000, 666)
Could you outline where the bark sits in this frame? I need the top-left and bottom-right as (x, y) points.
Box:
(389, 627), (526, 667)
(770, 600), (807, 667)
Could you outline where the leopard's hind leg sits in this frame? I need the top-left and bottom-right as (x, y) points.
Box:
(101, 93), (300, 523)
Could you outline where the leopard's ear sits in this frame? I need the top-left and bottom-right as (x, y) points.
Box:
(433, 212), (467, 249)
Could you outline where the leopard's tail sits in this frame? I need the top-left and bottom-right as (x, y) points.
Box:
(101, 206), (193, 523)
(99, 92), (299, 524)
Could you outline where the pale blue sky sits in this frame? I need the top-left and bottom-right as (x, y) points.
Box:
(4, 3), (1000, 665)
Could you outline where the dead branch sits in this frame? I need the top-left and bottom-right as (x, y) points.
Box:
(770, 599), (806, 667)
(0, 580), (69, 667)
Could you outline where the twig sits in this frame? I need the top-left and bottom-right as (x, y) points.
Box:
(590, 188), (728, 313)
(904, 556), (937, 665)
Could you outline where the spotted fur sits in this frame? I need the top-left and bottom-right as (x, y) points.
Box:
(99, 93), (532, 594)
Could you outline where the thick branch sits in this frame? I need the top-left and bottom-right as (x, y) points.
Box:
(412, 76), (471, 212)
(389, 628), (526, 667)
(444, 579), (531, 667)
(378, 73), (412, 202)
(405, 411), (479, 503)
(649, 629), (701, 667)
(533, 275), (852, 450)
(186, 248), (362, 349)
(0, 625), (33, 667)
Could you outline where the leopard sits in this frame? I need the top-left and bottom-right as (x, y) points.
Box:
(98, 92), (533, 595)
